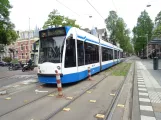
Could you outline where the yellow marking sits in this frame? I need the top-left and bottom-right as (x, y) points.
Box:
(110, 94), (115, 96)
(89, 100), (96, 103)
(5, 97), (11, 100)
(87, 91), (92, 93)
(63, 108), (71, 111)
(117, 104), (125, 108)
(66, 97), (73, 100)
(24, 100), (28, 103)
(48, 94), (54, 97)
(96, 114), (105, 118)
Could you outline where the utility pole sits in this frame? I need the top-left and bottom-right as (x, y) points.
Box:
(146, 34), (148, 59)
(28, 18), (30, 60)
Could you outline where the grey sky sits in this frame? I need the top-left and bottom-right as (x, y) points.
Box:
(9, 0), (161, 32)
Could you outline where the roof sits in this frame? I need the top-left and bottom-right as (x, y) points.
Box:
(149, 37), (161, 45)
(97, 28), (105, 34)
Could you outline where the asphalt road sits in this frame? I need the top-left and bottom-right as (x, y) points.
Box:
(0, 66), (37, 88)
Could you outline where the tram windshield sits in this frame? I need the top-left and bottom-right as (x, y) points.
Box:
(39, 36), (65, 63)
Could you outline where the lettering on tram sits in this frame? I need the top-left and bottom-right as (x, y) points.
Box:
(39, 27), (66, 38)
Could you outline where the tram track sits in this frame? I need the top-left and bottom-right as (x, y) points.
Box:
(43, 59), (132, 120)
(0, 58), (132, 120)
(105, 60), (135, 120)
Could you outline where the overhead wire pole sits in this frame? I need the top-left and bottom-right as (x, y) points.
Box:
(28, 17), (30, 60)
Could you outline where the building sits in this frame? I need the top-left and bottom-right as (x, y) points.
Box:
(7, 26), (40, 64)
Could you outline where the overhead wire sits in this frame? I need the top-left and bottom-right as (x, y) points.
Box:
(56, 0), (80, 16)
(111, 0), (118, 13)
(86, 0), (105, 20)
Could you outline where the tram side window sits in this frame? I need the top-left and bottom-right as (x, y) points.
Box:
(102, 47), (108, 61)
(65, 39), (76, 68)
(108, 49), (113, 60)
(85, 42), (99, 65)
(77, 40), (84, 66)
(114, 50), (117, 59)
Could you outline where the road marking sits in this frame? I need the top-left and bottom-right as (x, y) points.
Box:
(139, 98), (150, 102)
(86, 91), (92, 93)
(117, 104), (125, 108)
(35, 89), (48, 94)
(138, 88), (147, 91)
(48, 94), (54, 97)
(139, 92), (148, 96)
(141, 115), (156, 120)
(89, 100), (96, 103)
(138, 77), (143, 79)
(66, 97), (73, 100)
(24, 100), (28, 103)
(96, 114), (105, 119)
(5, 97), (11, 100)
(138, 85), (146, 87)
(140, 105), (153, 111)
(63, 108), (71, 111)
(110, 93), (115, 96)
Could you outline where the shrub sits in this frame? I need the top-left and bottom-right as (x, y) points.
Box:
(2, 57), (12, 62)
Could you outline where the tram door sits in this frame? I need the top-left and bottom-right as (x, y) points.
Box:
(64, 38), (78, 81)
(77, 40), (86, 80)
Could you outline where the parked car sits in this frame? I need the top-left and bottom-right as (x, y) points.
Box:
(0, 61), (6, 67)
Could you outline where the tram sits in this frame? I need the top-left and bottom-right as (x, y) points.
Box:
(37, 26), (123, 84)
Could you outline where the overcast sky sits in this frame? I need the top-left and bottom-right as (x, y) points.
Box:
(9, 0), (161, 32)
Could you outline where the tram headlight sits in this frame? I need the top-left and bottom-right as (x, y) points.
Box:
(57, 66), (61, 70)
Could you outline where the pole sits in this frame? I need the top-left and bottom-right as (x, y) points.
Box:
(28, 18), (30, 60)
(147, 35), (148, 59)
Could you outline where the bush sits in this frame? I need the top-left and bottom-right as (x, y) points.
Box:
(11, 58), (19, 64)
(2, 57), (12, 62)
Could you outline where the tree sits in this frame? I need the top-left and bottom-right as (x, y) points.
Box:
(153, 11), (161, 37)
(0, 0), (18, 45)
(132, 10), (153, 54)
(105, 11), (133, 53)
(43, 9), (80, 29)
(105, 11), (118, 44)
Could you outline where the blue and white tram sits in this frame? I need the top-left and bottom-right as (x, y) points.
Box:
(37, 26), (123, 84)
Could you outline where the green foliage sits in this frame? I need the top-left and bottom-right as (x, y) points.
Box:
(112, 63), (131, 76)
(132, 10), (153, 53)
(105, 11), (133, 53)
(105, 11), (118, 43)
(43, 9), (80, 29)
(11, 58), (19, 64)
(0, 0), (18, 45)
(2, 57), (12, 62)
(153, 11), (161, 37)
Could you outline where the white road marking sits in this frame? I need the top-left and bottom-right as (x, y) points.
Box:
(140, 105), (153, 111)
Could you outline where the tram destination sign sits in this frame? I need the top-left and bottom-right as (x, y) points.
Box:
(39, 27), (66, 38)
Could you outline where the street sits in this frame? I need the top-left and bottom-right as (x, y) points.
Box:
(0, 57), (161, 120)
(0, 66), (37, 88)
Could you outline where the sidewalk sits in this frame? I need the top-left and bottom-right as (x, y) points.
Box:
(133, 59), (161, 120)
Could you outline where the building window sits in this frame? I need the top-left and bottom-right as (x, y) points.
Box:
(21, 44), (23, 50)
(22, 53), (24, 59)
(26, 45), (28, 50)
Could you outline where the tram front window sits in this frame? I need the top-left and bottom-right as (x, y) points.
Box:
(39, 36), (65, 63)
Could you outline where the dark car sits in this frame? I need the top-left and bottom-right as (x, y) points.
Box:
(0, 61), (6, 67)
